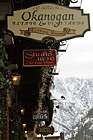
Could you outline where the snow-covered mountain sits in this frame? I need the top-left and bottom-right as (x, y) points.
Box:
(50, 77), (93, 136)
(68, 107), (93, 140)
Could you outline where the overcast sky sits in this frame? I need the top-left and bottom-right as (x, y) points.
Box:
(56, 0), (93, 79)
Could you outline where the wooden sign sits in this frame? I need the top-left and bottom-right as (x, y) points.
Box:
(36, 125), (54, 135)
(7, 3), (90, 43)
(23, 49), (57, 66)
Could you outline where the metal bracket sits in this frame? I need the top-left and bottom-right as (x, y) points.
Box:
(58, 0), (78, 4)
(43, 37), (55, 49)
(70, 0), (78, 3)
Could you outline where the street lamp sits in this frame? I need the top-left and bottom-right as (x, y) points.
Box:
(21, 109), (25, 115)
(12, 73), (21, 108)
(12, 73), (21, 86)
(23, 124), (26, 128)
(25, 131), (27, 134)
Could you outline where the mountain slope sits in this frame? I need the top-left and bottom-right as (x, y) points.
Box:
(50, 77), (93, 135)
(68, 107), (93, 140)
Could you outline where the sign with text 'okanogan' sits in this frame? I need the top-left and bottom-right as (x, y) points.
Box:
(7, 3), (90, 42)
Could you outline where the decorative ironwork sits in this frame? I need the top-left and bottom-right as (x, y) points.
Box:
(44, 38), (54, 48)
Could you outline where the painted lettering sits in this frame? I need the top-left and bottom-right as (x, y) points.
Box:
(31, 10), (37, 21)
(21, 10), (75, 23)
(21, 12), (31, 21)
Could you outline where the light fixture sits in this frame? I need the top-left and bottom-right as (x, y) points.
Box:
(12, 77), (17, 81)
(21, 109), (25, 115)
(23, 124), (26, 128)
(53, 108), (56, 112)
(11, 130), (15, 134)
(25, 131), (28, 134)
(12, 73), (21, 86)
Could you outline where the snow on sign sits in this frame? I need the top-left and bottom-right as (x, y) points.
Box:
(23, 50), (57, 66)
(7, 3), (90, 43)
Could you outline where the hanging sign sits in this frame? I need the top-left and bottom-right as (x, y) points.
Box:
(32, 107), (49, 121)
(36, 125), (54, 135)
(23, 49), (57, 66)
(7, 3), (90, 43)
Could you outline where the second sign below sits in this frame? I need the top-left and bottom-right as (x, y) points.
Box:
(23, 49), (57, 67)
